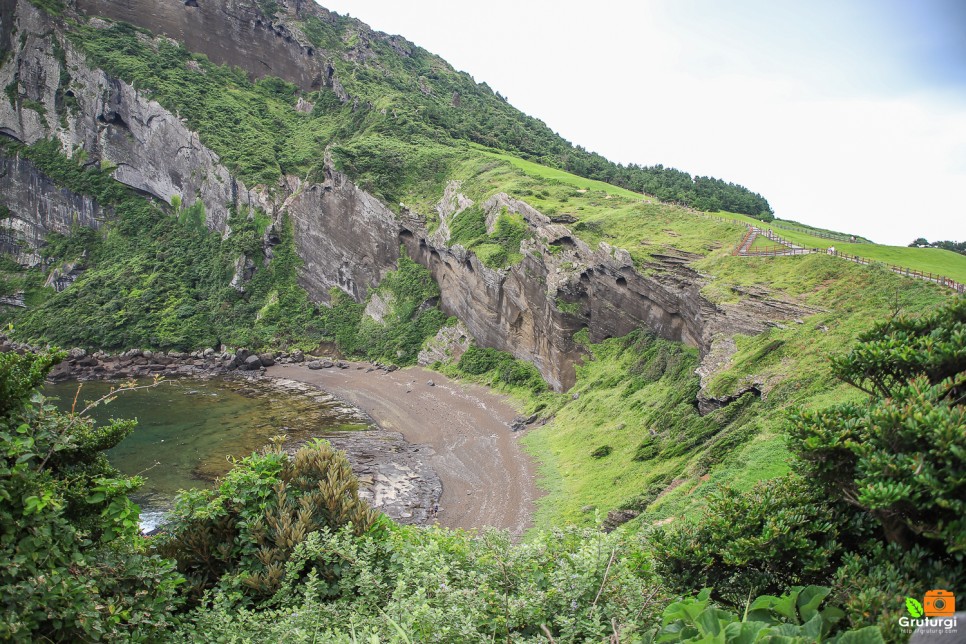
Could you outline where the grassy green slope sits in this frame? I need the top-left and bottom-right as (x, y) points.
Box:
(714, 212), (966, 283)
(519, 253), (951, 530)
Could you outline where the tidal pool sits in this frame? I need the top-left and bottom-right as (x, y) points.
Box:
(45, 377), (370, 530)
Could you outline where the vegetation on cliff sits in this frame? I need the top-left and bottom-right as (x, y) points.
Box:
(317, 251), (448, 365)
(0, 138), (320, 352)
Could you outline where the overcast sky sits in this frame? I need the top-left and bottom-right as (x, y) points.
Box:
(316, 1), (966, 245)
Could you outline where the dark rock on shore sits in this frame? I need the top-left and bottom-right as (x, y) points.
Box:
(0, 333), (350, 383)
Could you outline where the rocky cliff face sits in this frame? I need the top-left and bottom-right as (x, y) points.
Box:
(399, 188), (811, 391)
(74, 0), (332, 93)
(285, 166), (400, 303)
(0, 1), (253, 232)
(0, 0), (812, 396)
(0, 152), (105, 265)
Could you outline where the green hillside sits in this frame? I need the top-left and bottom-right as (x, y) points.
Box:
(1, 1), (963, 641)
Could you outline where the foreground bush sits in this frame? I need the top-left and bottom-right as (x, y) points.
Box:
(177, 524), (666, 642)
(156, 439), (378, 603)
(0, 351), (183, 640)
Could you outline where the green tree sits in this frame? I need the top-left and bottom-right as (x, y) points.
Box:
(788, 297), (965, 554)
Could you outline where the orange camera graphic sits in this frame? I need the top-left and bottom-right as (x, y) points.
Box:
(923, 590), (955, 617)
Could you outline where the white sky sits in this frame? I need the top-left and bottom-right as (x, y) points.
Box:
(316, 1), (966, 245)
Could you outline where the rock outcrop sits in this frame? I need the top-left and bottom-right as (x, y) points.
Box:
(285, 166), (400, 303)
(0, 153), (105, 265)
(418, 320), (472, 366)
(0, 1), (253, 232)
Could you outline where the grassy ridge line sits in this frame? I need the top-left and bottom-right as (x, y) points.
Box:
(447, 147), (748, 266)
(466, 147), (966, 283)
(471, 144), (649, 200)
(708, 211), (966, 283)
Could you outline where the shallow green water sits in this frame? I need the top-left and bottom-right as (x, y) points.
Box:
(45, 378), (368, 529)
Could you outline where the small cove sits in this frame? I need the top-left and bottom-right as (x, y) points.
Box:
(45, 377), (371, 530)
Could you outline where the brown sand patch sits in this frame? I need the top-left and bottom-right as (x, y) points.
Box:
(265, 363), (540, 536)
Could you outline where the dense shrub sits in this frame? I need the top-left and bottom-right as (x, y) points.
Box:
(456, 344), (548, 393)
(0, 351), (183, 640)
(155, 439), (378, 604)
(178, 524), (666, 642)
(650, 475), (847, 605)
(831, 543), (962, 643)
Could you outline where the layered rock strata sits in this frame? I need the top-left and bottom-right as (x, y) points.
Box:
(0, 0), (816, 397)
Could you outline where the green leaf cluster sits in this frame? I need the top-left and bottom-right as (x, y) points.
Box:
(0, 351), (183, 640)
(317, 250), (447, 365)
(177, 524), (665, 642)
(643, 587), (883, 644)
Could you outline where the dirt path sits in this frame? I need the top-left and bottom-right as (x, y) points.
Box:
(265, 363), (540, 536)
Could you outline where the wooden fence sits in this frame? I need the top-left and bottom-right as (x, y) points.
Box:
(767, 221), (867, 244)
(725, 221), (965, 294)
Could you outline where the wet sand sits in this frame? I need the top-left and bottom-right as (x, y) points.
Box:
(265, 363), (540, 535)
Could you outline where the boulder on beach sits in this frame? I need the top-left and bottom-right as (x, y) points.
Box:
(241, 355), (263, 370)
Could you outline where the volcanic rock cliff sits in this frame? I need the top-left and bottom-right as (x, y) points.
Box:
(0, 0), (812, 395)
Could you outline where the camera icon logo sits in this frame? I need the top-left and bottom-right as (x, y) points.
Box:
(924, 589), (955, 617)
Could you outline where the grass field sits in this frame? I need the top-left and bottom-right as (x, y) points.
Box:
(710, 211), (966, 283)
(470, 144), (648, 200)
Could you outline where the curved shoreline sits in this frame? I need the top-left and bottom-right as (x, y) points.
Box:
(265, 363), (540, 536)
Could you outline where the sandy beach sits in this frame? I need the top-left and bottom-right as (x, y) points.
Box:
(265, 363), (540, 536)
